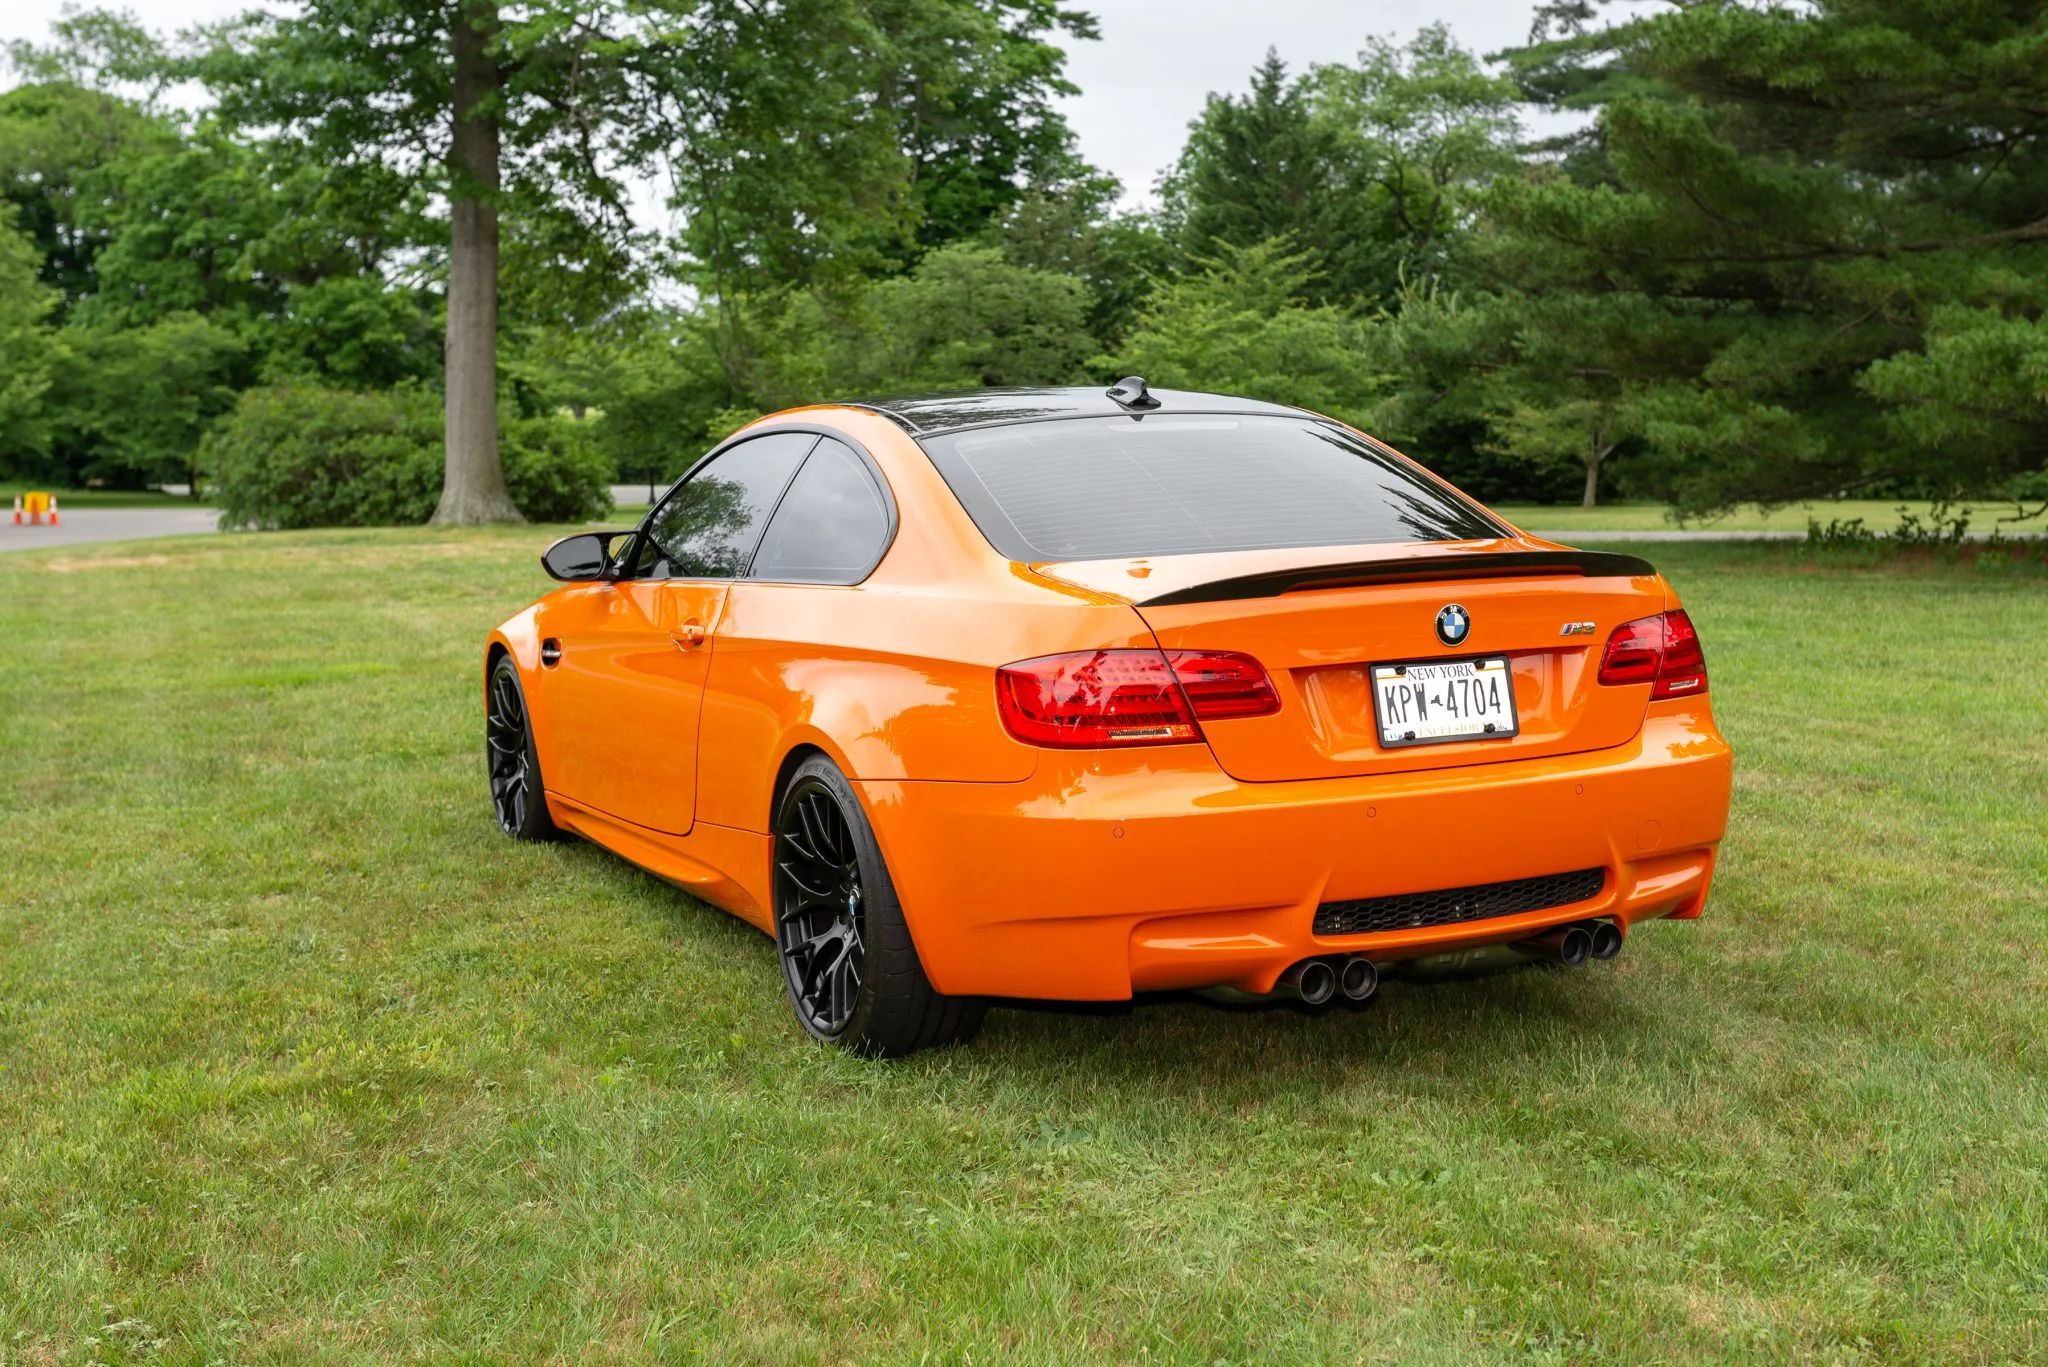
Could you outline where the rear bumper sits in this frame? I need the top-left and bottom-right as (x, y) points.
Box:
(858, 705), (1731, 1000)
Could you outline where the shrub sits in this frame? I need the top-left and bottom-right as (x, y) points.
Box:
(207, 384), (613, 528)
(207, 384), (439, 528)
(500, 415), (614, 522)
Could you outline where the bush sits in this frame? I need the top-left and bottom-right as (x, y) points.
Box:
(207, 384), (613, 528)
(207, 384), (439, 528)
(500, 414), (614, 522)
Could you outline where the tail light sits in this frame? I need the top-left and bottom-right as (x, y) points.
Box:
(996, 649), (1279, 748)
(1165, 650), (1281, 719)
(1597, 610), (1707, 700)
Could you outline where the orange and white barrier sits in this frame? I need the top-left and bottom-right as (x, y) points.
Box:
(11, 491), (55, 526)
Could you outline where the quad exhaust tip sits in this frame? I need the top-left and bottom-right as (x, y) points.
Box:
(1276, 955), (1377, 1006)
(1514, 920), (1624, 967)
(1338, 955), (1379, 1002)
(1515, 924), (1592, 968)
(1279, 957), (1338, 1006)
(1588, 920), (1624, 961)
(1277, 925), (1610, 1004)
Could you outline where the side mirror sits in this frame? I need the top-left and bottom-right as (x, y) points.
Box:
(540, 530), (630, 582)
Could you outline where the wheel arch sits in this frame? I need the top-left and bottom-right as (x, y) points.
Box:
(763, 732), (954, 978)
(767, 734), (858, 829)
(486, 608), (545, 676)
(769, 741), (828, 814)
(485, 617), (556, 782)
(483, 636), (512, 712)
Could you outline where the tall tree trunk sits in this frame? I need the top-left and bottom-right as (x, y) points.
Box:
(1582, 435), (1615, 509)
(431, 0), (521, 525)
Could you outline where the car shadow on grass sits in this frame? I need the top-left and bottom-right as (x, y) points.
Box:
(976, 965), (1672, 1090)
(549, 829), (1685, 1097)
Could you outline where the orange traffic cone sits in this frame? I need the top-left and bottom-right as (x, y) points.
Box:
(9, 495), (19, 526)
(46, 495), (57, 527)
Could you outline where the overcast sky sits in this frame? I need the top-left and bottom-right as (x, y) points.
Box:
(3, 0), (1547, 210)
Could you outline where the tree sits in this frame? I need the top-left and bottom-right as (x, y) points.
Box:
(666, 0), (1096, 396)
(1488, 0), (2048, 512)
(1161, 52), (1361, 303)
(1106, 239), (1383, 426)
(1, 8), (176, 311)
(69, 127), (291, 328)
(1363, 282), (1578, 505)
(0, 81), (171, 311)
(193, 0), (679, 523)
(1305, 25), (1522, 294)
(0, 208), (58, 463)
(192, 0), (1095, 524)
(263, 276), (439, 391)
(886, 0), (1101, 258)
(741, 243), (1096, 408)
(42, 313), (245, 489)
(995, 169), (1175, 351)
(579, 314), (732, 491)
(1860, 308), (2048, 511)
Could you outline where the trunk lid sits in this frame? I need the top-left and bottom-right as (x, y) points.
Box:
(1035, 542), (1670, 781)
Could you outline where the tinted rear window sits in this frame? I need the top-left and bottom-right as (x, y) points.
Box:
(751, 437), (892, 582)
(919, 415), (1505, 561)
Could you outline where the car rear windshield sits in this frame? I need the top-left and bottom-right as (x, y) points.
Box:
(917, 414), (1507, 561)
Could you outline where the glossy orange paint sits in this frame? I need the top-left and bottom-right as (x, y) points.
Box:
(487, 403), (1732, 1001)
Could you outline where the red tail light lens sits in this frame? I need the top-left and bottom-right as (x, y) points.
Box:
(1654, 609), (1706, 699)
(997, 650), (1198, 748)
(1163, 650), (1281, 720)
(1596, 610), (1708, 700)
(1596, 617), (1663, 686)
(995, 649), (1278, 748)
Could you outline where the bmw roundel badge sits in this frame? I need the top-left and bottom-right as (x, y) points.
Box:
(1435, 603), (1471, 647)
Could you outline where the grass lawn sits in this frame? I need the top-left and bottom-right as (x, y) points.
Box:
(1495, 497), (2048, 535)
(1, 530), (2043, 1362)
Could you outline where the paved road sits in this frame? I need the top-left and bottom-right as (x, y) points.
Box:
(0, 506), (221, 552)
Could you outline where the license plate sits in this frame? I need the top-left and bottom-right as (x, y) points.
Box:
(1371, 657), (1519, 748)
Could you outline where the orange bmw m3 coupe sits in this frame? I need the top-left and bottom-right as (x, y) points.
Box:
(485, 380), (1732, 1055)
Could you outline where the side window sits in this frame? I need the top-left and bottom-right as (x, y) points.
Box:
(629, 432), (815, 579)
(750, 437), (892, 583)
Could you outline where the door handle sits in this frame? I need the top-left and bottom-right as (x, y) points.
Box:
(670, 619), (706, 650)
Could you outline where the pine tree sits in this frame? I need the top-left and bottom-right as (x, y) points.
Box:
(1483, 0), (2048, 511)
(1163, 52), (1362, 302)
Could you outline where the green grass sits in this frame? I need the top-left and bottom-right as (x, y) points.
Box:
(1495, 498), (2048, 534)
(1, 530), (2044, 1363)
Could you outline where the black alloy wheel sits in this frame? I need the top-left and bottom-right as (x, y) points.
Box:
(774, 777), (867, 1037)
(487, 656), (556, 841)
(770, 755), (985, 1056)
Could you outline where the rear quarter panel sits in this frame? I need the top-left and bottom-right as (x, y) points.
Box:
(695, 584), (1159, 830)
(693, 408), (1160, 833)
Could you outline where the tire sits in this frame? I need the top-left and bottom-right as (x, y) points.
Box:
(772, 755), (986, 1057)
(487, 654), (559, 841)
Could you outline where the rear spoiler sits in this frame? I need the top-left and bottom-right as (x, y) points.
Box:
(1136, 550), (1657, 607)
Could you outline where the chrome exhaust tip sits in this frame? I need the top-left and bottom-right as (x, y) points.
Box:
(1279, 957), (1338, 1006)
(1515, 925), (1592, 968)
(1337, 955), (1379, 1002)
(1587, 920), (1623, 961)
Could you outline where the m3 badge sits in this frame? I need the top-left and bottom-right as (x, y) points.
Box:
(1559, 620), (1597, 637)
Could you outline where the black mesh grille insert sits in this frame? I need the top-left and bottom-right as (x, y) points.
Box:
(1314, 868), (1606, 937)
